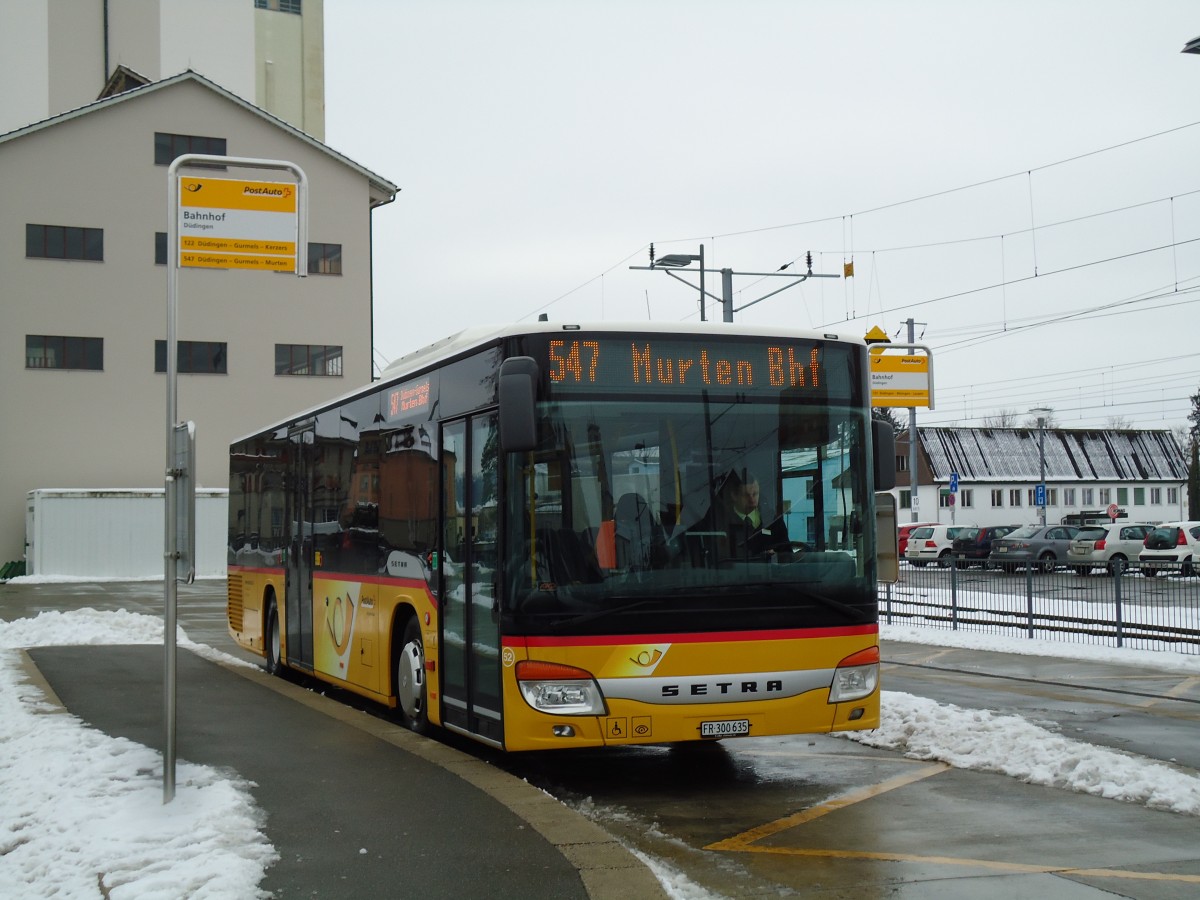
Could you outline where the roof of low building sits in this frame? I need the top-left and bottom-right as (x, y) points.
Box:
(916, 426), (1186, 482)
(0, 69), (398, 207)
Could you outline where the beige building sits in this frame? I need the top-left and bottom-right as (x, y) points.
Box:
(0, 70), (397, 564)
(0, 0), (324, 139)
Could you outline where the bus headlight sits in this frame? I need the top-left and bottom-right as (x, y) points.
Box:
(516, 660), (607, 715)
(828, 647), (879, 703)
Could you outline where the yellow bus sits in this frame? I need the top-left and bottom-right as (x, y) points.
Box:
(227, 322), (896, 750)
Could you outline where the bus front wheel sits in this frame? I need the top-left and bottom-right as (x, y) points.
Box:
(396, 618), (430, 735)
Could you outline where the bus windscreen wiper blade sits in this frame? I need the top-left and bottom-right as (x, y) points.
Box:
(552, 597), (662, 630)
(746, 582), (871, 624)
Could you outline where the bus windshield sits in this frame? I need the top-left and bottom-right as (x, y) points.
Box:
(503, 394), (876, 636)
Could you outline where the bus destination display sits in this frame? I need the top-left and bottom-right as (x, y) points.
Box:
(546, 338), (829, 394)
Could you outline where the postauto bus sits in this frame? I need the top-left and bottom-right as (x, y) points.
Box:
(227, 321), (897, 750)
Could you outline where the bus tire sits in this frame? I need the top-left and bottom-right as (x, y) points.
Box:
(265, 594), (281, 677)
(396, 617), (430, 735)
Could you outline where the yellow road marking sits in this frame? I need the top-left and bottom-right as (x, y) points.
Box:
(721, 847), (1200, 883)
(1137, 675), (1200, 708)
(706, 762), (948, 850)
(707, 759), (1200, 885)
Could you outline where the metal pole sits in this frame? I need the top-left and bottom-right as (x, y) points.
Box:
(907, 318), (918, 522)
(1113, 570), (1124, 648)
(721, 268), (734, 323)
(698, 244), (706, 322)
(164, 166), (179, 804)
(1038, 417), (1047, 527)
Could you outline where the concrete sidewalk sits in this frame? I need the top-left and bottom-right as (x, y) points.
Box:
(24, 645), (667, 900)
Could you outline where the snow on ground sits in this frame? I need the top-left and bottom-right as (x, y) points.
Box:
(0, 607), (1197, 899)
(0, 611), (275, 899)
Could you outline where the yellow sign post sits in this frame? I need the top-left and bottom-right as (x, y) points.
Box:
(164, 155), (307, 806)
(177, 177), (299, 270)
(870, 347), (934, 408)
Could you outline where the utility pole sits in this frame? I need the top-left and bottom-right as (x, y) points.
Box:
(633, 251), (837, 322)
(906, 318), (919, 523)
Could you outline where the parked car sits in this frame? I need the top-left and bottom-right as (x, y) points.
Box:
(951, 525), (1020, 568)
(904, 524), (965, 567)
(897, 521), (941, 557)
(987, 524), (1079, 573)
(1067, 522), (1154, 576)
(1138, 521), (1200, 577)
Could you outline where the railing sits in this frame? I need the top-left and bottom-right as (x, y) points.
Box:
(881, 561), (1200, 654)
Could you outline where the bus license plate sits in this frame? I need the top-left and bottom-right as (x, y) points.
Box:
(701, 719), (750, 738)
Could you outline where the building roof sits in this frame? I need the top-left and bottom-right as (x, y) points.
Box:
(0, 69), (398, 207)
(917, 426), (1187, 483)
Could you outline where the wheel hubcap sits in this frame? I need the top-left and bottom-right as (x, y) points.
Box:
(398, 639), (425, 719)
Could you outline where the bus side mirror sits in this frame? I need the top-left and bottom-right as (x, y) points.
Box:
(875, 491), (899, 584)
(872, 419), (896, 491)
(499, 356), (539, 452)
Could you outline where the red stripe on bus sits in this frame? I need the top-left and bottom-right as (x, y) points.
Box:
(512, 624), (877, 648)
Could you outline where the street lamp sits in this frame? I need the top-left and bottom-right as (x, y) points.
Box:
(1030, 407), (1052, 527)
(1183, 35), (1200, 54)
(636, 248), (837, 323)
(651, 245), (706, 321)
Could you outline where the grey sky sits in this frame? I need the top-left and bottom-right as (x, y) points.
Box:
(324, 1), (1200, 433)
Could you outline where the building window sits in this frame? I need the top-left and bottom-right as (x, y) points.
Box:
(939, 492), (953, 509)
(960, 489), (973, 509)
(308, 243), (342, 275)
(1168, 487), (1179, 506)
(1082, 488), (1094, 506)
(276, 344), (343, 376)
(991, 489), (1003, 507)
(1133, 487), (1144, 505)
(896, 456), (907, 472)
(1099, 488), (1111, 505)
(154, 131), (227, 165)
(1151, 487), (1162, 505)
(156, 232), (168, 265)
(26, 335), (103, 370)
(26, 224), (103, 261)
(1064, 488), (1076, 507)
(155, 340), (227, 374)
(1047, 488), (1057, 507)
(1117, 487), (1129, 505)
(1009, 489), (1022, 507)
(256, 0), (302, 12)
(898, 490), (911, 510)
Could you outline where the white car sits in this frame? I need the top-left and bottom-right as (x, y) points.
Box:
(1138, 521), (1200, 577)
(1067, 522), (1154, 576)
(904, 524), (965, 567)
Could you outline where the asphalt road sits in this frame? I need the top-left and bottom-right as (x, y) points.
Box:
(4, 578), (1199, 899)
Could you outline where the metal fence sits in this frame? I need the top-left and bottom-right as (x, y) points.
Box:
(881, 561), (1200, 655)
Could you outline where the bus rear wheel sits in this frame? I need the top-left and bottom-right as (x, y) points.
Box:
(396, 618), (430, 735)
(265, 595), (281, 676)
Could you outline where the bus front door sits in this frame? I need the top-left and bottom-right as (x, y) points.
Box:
(285, 425), (315, 671)
(439, 415), (503, 745)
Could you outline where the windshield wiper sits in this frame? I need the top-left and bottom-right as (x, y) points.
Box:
(748, 582), (871, 624)
(549, 597), (663, 631)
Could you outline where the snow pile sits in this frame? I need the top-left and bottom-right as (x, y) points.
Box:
(849, 690), (1200, 816)
(0, 610), (277, 899)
